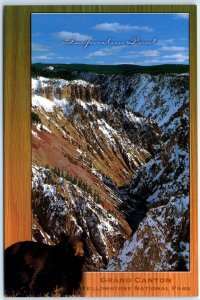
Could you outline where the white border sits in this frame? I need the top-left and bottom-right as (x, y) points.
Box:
(0, 1), (199, 299)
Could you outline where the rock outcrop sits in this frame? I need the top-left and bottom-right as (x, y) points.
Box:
(32, 77), (101, 102)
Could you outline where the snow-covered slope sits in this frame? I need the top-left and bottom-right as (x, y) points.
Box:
(32, 165), (131, 270)
(73, 72), (189, 129)
(32, 77), (161, 186)
(82, 72), (189, 272)
(31, 76), (162, 270)
(106, 195), (189, 271)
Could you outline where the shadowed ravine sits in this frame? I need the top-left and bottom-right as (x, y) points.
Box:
(118, 186), (148, 234)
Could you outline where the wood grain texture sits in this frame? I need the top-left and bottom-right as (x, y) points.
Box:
(4, 6), (31, 248)
(4, 5), (198, 297)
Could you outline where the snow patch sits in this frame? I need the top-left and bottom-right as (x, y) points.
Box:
(32, 95), (55, 112)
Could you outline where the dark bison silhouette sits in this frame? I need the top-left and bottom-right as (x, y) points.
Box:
(4, 233), (85, 296)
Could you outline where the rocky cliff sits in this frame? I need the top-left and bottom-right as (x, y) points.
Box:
(32, 77), (101, 102)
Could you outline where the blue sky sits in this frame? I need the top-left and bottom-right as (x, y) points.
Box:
(32, 13), (189, 66)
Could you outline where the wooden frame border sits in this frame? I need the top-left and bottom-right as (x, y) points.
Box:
(4, 5), (198, 297)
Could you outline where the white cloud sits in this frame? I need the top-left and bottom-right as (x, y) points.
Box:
(120, 53), (139, 59)
(158, 39), (175, 46)
(114, 61), (136, 65)
(160, 59), (186, 64)
(120, 50), (159, 59)
(32, 43), (51, 52)
(160, 46), (188, 52)
(114, 55), (189, 66)
(135, 59), (159, 65)
(117, 51), (189, 66)
(53, 31), (92, 42)
(128, 56), (188, 65)
(141, 50), (159, 57)
(114, 58), (160, 66)
(175, 13), (189, 20)
(32, 53), (59, 60)
(88, 46), (124, 57)
(93, 22), (153, 32)
(32, 56), (53, 60)
(162, 53), (188, 63)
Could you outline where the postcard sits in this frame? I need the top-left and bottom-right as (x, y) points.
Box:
(4, 4), (198, 297)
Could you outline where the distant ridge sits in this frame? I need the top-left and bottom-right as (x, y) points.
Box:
(32, 63), (189, 80)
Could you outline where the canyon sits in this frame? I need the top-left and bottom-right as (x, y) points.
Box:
(32, 68), (189, 272)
